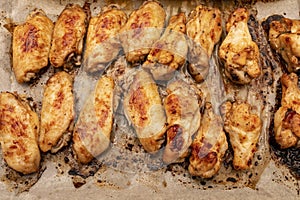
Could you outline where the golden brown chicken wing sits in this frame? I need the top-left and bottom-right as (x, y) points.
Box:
(39, 71), (74, 153)
(189, 102), (228, 178)
(119, 1), (166, 64)
(274, 73), (300, 149)
(142, 13), (187, 81)
(0, 92), (40, 174)
(83, 4), (127, 73)
(123, 69), (166, 153)
(73, 75), (114, 164)
(186, 5), (222, 83)
(221, 101), (261, 170)
(12, 9), (53, 83)
(219, 8), (261, 84)
(265, 16), (300, 72)
(49, 4), (89, 68)
(163, 80), (201, 164)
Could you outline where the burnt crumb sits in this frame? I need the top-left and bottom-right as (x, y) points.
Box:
(125, 143), (134, 151)
(226, 177), (237, 183)
(64, 156), (69, 163)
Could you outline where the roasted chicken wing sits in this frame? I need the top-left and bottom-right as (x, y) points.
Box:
(189, 103), (228, 178)
(83, 4), (127, 73)
(274, 73), (300, 149)
(163, 80), (201, 164)
(49, 4), (89, 68)
(12, 9), (53, 83)
(123, 69), (166, 153)
(186, 5), (222, 83)
(119, 1), (166, 64)
(142, 13), (187, 81)
(39, 71), (74, 153)
(0, 92), (40, 174)
(73, 76), (114, 164)
(221, 101), (261, 170)
(219, 8), (261, 84)
(264, 16), (300, 72)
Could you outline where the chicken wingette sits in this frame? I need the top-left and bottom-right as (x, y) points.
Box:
(73, 76), (114, 164)
(265, 15), (300, 72)
(119, 1), (166, 64)
(142, 13), (187, 81)
(219, 8), (261, 84)
(221, 101), (262, 170)
(12, 9), (53, 83)
(123, 69), (166, 153)
(189, 103), (228, 178)
(49, 4), (88, 68)
(83, 4), (127, 73)
(186, 5), (222, 83)
(274, 73), (300, 149)
(163, 80), (201, 164)
(0, 92), (40, 174)
(39, 71), (74, 153)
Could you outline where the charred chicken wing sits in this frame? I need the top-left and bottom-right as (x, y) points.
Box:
(49, 4), (88, 68)
(189, 102), (228, 178)
(143, 13), (188, 81)
(219, 8), (261, 84)
(163, 80), (201, 164)
(221, 101), (262, 170)
(119, 1), (166, 63)
(186, 5), (222, 83)
(274, 73), (300, 149)
(0, 92), (40, 174)
(73, 76), (114, 164)
(123, 69), (166, 153)
(83, 4), (127, 73)
(265, 16), (300, 72)
(12, 9), (53, 83)
(39, 71), (74, 153)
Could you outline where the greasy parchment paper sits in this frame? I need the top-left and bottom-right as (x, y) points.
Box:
(0, 0), (300, 199)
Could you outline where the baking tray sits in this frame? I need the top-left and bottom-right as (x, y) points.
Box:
(0, 0), (299, 199)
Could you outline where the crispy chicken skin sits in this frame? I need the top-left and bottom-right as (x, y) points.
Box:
(219, 8), (261, 84)
(49, 4), (88, 68)
(189, 103), (228, 178)
(0, 92), (40, 174)
(186, 5), (222, 83)
(39, 71), (74, 153)
(142, 13), (187, 81)
(73, 76), (114, 164)
(266, 16), (300, 72)
(119, 1), (166, 63)
(83, 4), (127, 73)
(124, 69), (166, 153)
(274, 73), (300, 149)
(221, 101), (261, 170)
(12, 9), (53, 83)
(163, 80), (201, 164)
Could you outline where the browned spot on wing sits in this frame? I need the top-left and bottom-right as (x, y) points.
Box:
(167, 125), (184, 152)
(129, 85), (149, 126)
(21, 25), (38, 52)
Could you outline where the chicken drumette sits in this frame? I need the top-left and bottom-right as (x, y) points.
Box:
(219, 8), (261, 84)
(186, 5), (222, 83)
(274, 73), (300, 149)
(189, 102), (228, 178)
(163, 80), (201, 164)
(143, 13), (188, 81)
(123, 69), (167, 153)
(73, 76), (115, 164)
(0, 92), (40, 174)
(221, 101), (262, 170)
(265, 15), (300, 72)
(12, 9), (53, 83)
(83, 4), (127, 73)
(119, 1), (166, 64)
(39, 71), (74, 153)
